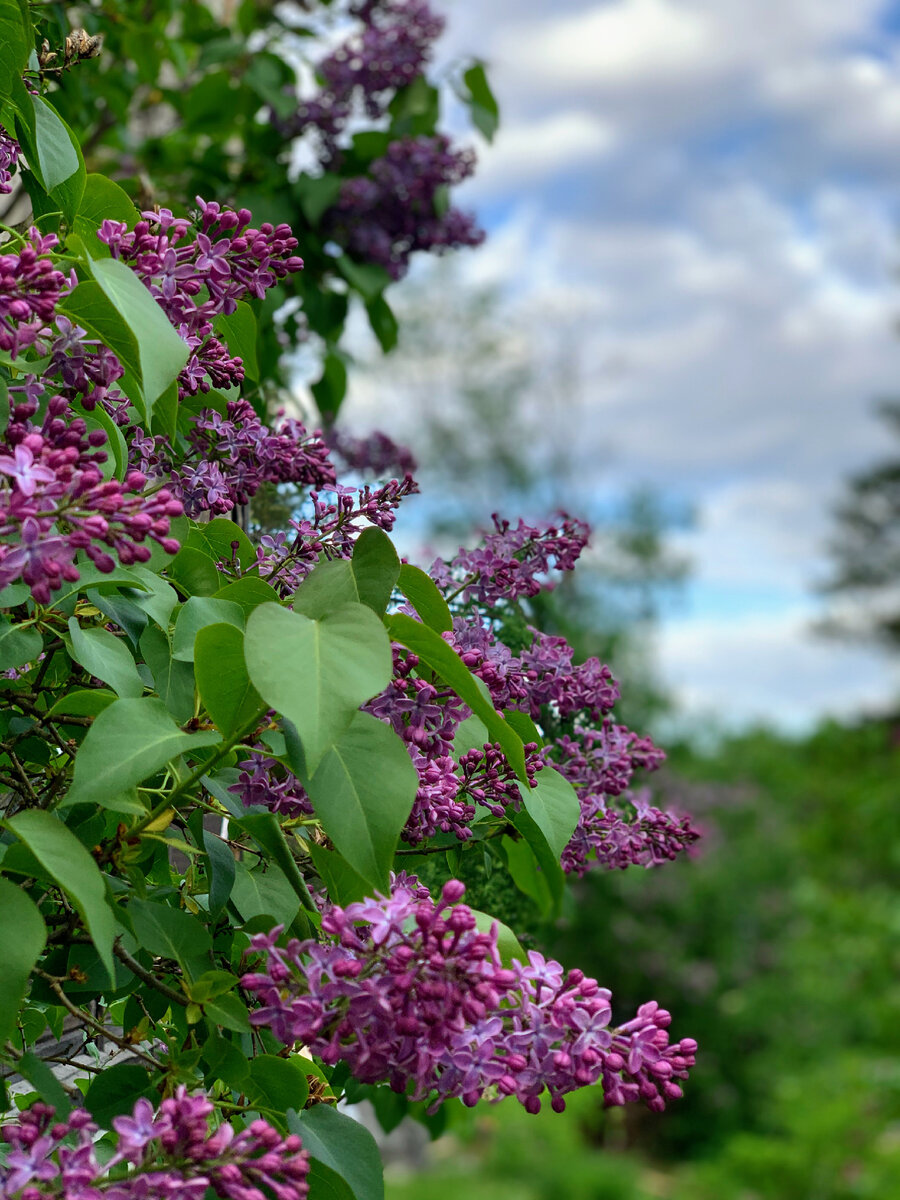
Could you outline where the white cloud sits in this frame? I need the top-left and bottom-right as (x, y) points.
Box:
(657, 606), (899, 730)
(500, 0), (712, 87)
(471, 112), (618, 191)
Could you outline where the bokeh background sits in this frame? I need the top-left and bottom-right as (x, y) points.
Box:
(336, 1), (900, 1196)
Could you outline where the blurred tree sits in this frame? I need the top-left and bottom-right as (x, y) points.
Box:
(345, 260), (691, 724)
(820, 399), (900, 646)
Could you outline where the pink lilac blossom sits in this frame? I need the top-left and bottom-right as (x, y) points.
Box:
(0, 1091), (310, 1200)
(327, 136), (483, 280)
(0, 230), (74, 357)
(97, 199), (304, 400)
(242, 877), (696, 1115)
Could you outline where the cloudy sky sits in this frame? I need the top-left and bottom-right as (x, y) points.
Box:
(345, 0), (900, 731)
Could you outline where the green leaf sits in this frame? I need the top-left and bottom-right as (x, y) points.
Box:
(245, 602), (392, 775)
(235, 812), (316, 920)
(215, 302), (258, 380)
(17, 1051), (71, 1118)
(65, 697), (221, 808)
(230, 860), (299, 928)
(185, 517), (256, 570)
(204, 991), (251, 1033)
(129, 898), (212, 974)
(48, 688), (117, 718)
(289, 1105), (384, 1200)
(0, 619), (42, 671)
(293, 173), (342, 225)
(139, 625), (195, 723)
(125, 567), (178, 630)
(77, 174), (139, 229)
(386, 614), (526, 779)
(306, 841), (371, 907)
(0, 0), (31, 100)
(5, 811), (116, 978)
(519, 766), (579, 860)
(365, 294), (398, 352)
(203, 828), (236, 918)
(305, 1160), (355, 1200)
(470, 908), (525, 967)
(173, 596), (244, 661)
(195, 623), (263, 738)
(76, 398), (129, 479)
(84, 1064), (153, 1128)
(335, 256), (391, 302)
(87, 589), (148, 647)
(0, 879), (47, 1048)
(296, 712), (417, 889)
(168, 547), (222, 597)
(293, 529), (399, 619)
(66, 618), (144, 699)
(214, 575), (282, 616)
(29, 95), (79, 189)
(396, 563), (452, 632)
(462, 62), (500, 142)
(86, 255), (189, 416)
(507, 807), (566, 917)
(248, 1055), (309, 1116)
(310, 352), (347, 422)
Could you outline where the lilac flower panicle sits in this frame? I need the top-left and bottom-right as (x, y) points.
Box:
(0, 1090), (310, 1200)
(0, 396), (182, 602)
(327, 135), (483, 280)
(0, 230), (74, 357)
(230, 749), (314, 818)
(0, 123), (20, 194)
(242, 876), (696, 1114)
(98, 199), (304, 403)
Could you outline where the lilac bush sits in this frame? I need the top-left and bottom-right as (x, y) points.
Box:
(0, 4), (699, 1196)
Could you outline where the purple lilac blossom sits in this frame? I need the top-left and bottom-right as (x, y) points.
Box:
(327, 136), (483, 280)
(285, 0), (444, 142)
(326, 427), (418, 477)
(0, 1091), (310, 1200)
(0, 123), (20, 194)
(242, 876), (696, 1114)
(97, 199), (304, 401)
(0, 394), (181, 602)
(230, 749), (314, 818)
(435, 512), (591, 608)
(132, 403), (336, 518)
(0, 230), (75, 357)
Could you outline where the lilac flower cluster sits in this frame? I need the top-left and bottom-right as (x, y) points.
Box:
(288, 0), (444, 143)
(561, 787), (701, 876)
(98, 199), (304, 400)
(0, 123), (20, 194)
(363, 647), (519, 842)
(0, 230), (74, 357)
(253, 475), (419, 595)
(0, 395), (181, 602)
(242, 877), (696, 1114)
(231, 749), (313, 819)
(433, 512), (591, 608)
(552, 722), (698, 874)
(0, 1090), (309, 1200)
(326, 136), (484, 280)
(132, 403), (335, 518)
(327, 427), (418, 478)
(445, 616), (619, 723)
